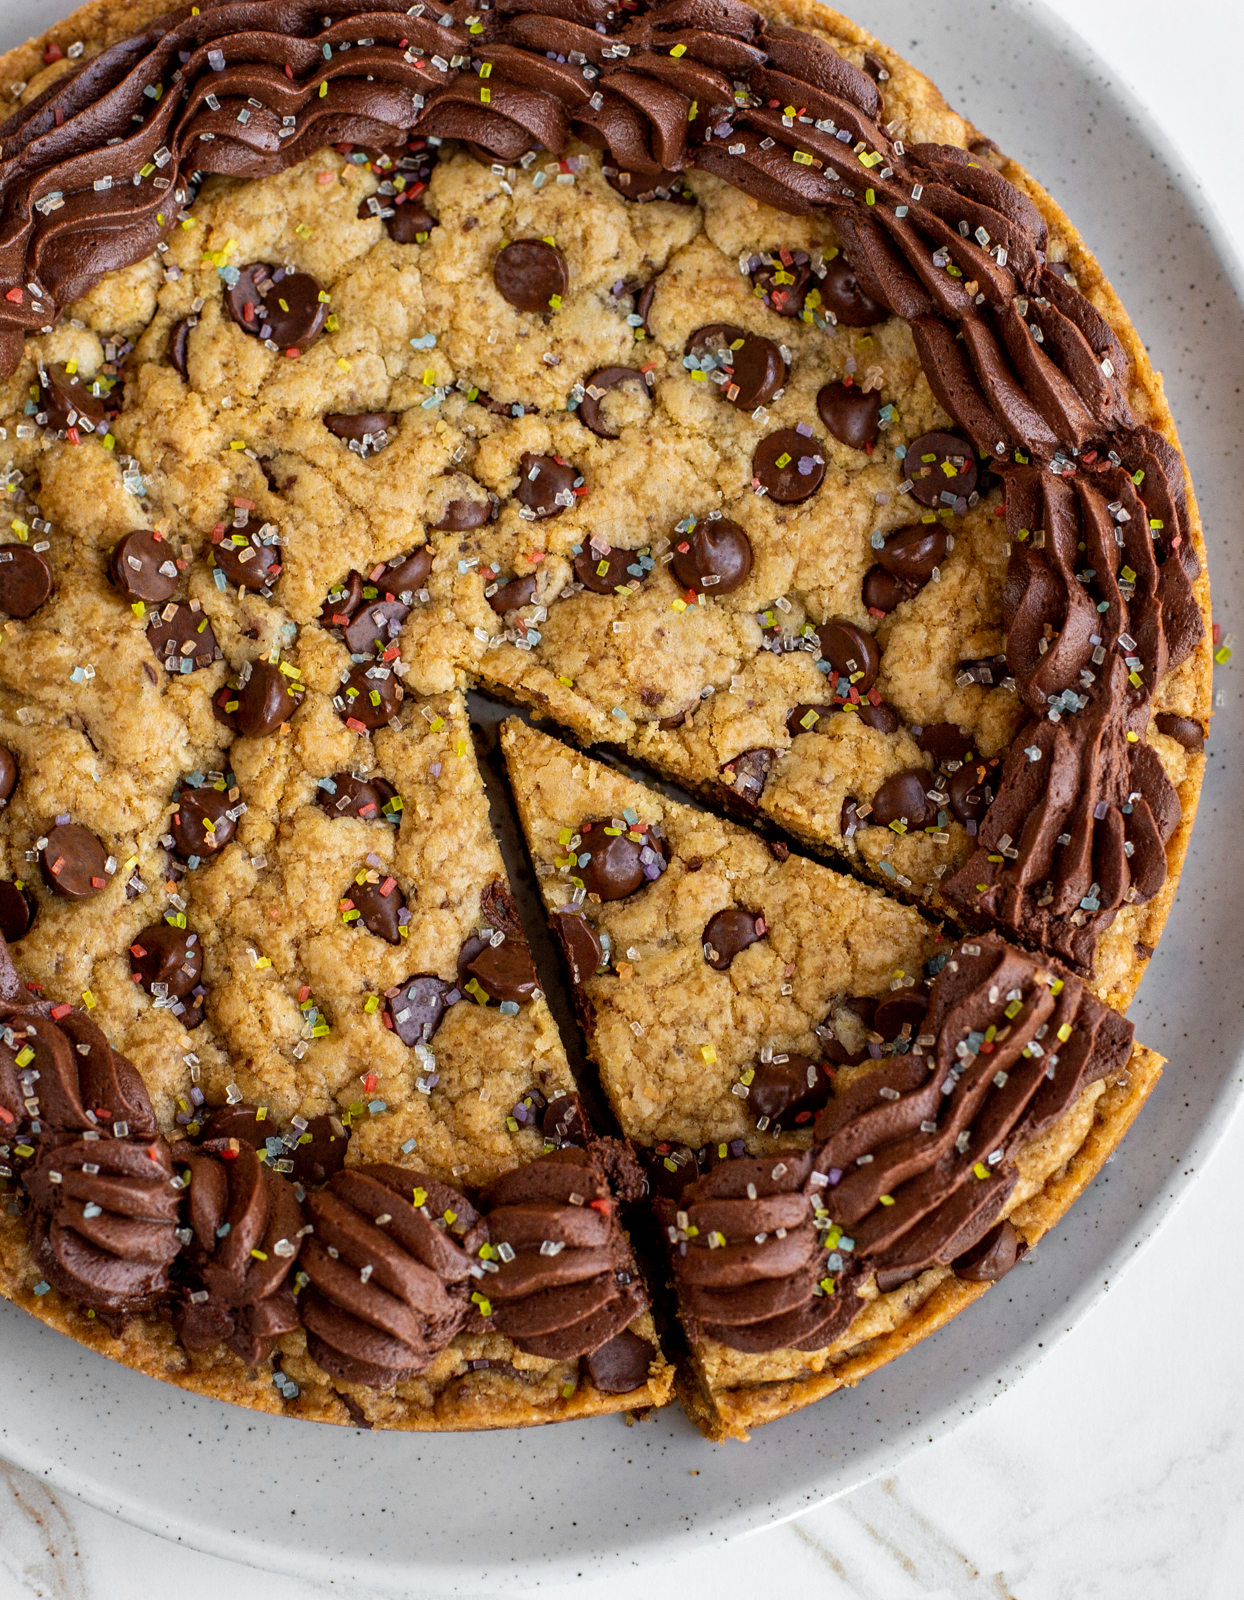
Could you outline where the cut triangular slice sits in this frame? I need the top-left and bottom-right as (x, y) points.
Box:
(501, 719), (1163, 1440)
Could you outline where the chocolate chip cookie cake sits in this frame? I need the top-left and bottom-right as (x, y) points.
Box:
(0, 0), (1209, 1441)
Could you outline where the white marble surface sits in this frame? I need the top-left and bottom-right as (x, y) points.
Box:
(1, 0), (1242, 1595)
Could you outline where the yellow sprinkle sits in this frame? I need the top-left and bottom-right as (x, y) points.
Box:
(318, 80), (328, 98)
(670, 598), (687, 612)
(337, 357), (351, 373)
(81, 990), (96, 1009)
(480, 85), (491, 103)
(669, 42), (687, 56)
(973, 1163), (991, 1180)
(700, 1044), (717, 1064)
(229, 440), (246, 451)
(1057, 1023), (1073, 1042)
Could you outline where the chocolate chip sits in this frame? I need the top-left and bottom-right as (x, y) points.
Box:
(749, 1054), (832, 1126)
(1045, 260), (1076, 284)
(467, 937), (538, 1004)
(146, 603), (217, 672)
(753, 428), (824, 503)
(841, 796), (861, 837)
(576, 825), (646, 901)
(786, 703), (832, 738)
(1155, 713), (1205, 754)
(339, 663), (402, 729)
(670, 519), (752, 596)
(869, 769), (933, 829)
(287, 1113), (351, 1185)
(953, 1219), (1021, 1282)
(0, 747), (18, 803)
(0, 546), (53, 619)
(168, 319), (192, 377)
(227, 263), (328, 349)
(0, 881), (36, 942)
(516, 452), (578, 518)
(904, 432), (977, 510)
(821, 256), (888, 326)
(130, 920), (202, 998)
(583, 1329), (654, 1394)
(344, 599), (409, 657)
(542, 1091), (589, 1147)
(493, 239), (568, 314)
(385, 202), (438, 243)
(948, 761), (992, 825)
(171, 786), (237, 861)
(432, 497), (491, 531)
(385, 974), (453, 1045)
(109, 530), (178, 604)
(200, 1103), (266, 1145)
(687, 325), (786, 410)
(862, 565), (918, 615)
(958, 654), (1009, 687)
(873, 993), (928, 1039)
(917, 724), (971, 768)
(721, 748), (775, 814)
(573, 544), (645, 595)
(856, 700), (900, 735)
(316, 773), (397, 822)
(324, 412), (396, 443)
(321, 570), (365, 624)
(862, 50), (890, 83)
(381, 549), (433, 597)
(645, 1141), (699, 1199)
(817, 381), (881, 449)
(551, 909), (603, 985)
(607, 168), (695, 203)
(213, 519), (281, 592)
(578, 367), (653, 439)
(40, 363), (110, 432)
(748, 253), (812, 316)
(236, 662), (301, 738)
(878, 523), (947, 582)
(489, 573), (537, 615)
(40, 823), (108, 899)
(343, 872), (405, 943)
(702, 908), (764, 971)
(816, 618), (881, 692)
(480, 877), (524, 938)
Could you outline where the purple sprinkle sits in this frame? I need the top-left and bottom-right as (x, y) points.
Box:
(611, 279), (626, 296)
(641, 861), (661, 880)
(55, 812), (71, 826)
(966, 819), (978, 836)
(512, 1103), (529, 1124)
(445, 988), (461, 1006)
(868, 1042), (883, 1058)
(828, 1168), (843, 1186)
(715, 122), (733, 137)
(273, 267), (285, 283)
(189, 1086), (205, 1107)
(795, 420), (813, 437)
(1093, 800), (1108, 820)
(429, 761), (442, 777)
(175, 1110), (192, 1125)
(797, 457), (815, 475)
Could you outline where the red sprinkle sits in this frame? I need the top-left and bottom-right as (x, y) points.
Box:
(50, 1003), (71, 1020)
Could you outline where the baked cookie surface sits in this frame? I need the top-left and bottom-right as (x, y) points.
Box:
(0, 0), (1209, 1437)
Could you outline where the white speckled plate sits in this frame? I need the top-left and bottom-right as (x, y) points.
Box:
(1, 0), (1242, 1590)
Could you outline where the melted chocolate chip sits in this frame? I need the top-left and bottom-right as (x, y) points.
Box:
(146, 604), (216, 672)
(607, 168), (695, 203)
(578, 367), (652, 439)
(480, 877), (524, 938)
(168, 319), (192, 377)
(467, 937), (539, 1004)
(489, 573), (537, 615)
(917, 723), (971, 767)
(236, 662), (301, 738)
(576, 825), (646, 901)
(0, 747), (16, 802)
(753, 428), (824, 503)
(316, 773), (397, 822)
(551, 909), (603, 985)
(287, 1113), (351, 1185)
(817, 618), (881, 692)
(877, 523), (947, 582)
(516, 452), (578, 518)
(321, 570), (365, 624)
(542, 1091), (589, 1147)
(702, 908), (764, 971)
(200, 1103), (267, 1145)
(573, 544), (644, 595)
(493, 239), (568, 314)
(385, 974), (454, 1045)
(385, 201), (438, 243)
(0, 880), (36, 942)
(862, 565), (918, 615)
(583, 1329), (654, 1394)
(748, 254), (813, 316)
(869, 769), (933, 829)
(1155, 713), (1205, 754)
(343, 599), (409, 657)
(40, 823), (108, 899)
(40, 363), (110, 432)
(0, 546), (53, 619)
(904, 432), (977, 510)
(687, 325), (786, 410)
(953, 1218), (1021, 1282)
(786, 702), (832, 738)
(821, 255), (888, 326)
(170, 786), (237, 861)
(432, 496), (492, 531)
(324, 411), (396, 443)
(214, 519), (280, 592)
(873, 993), (928, 1039)
(130, 921), (202, 998)
(227, 263), (328, 349)
(948, 760), (993, 825)
(749, 1054), (832, 1126)
(344, 872), (406, 943)
(338, 663), (402, 729)
(109, 529), (178, 604)
(381, 549), (433, 597)
(721, 748), (775, 814)
(816, 381), (881, 450)
(670, 519), (752, 596)
(856, 700), (900, 735)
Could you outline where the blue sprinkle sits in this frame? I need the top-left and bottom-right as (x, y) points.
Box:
(368, 1099), (387, 1114)
(32, 1281), (50, 1296)
(401, 1138), (418, 1154)
(409, 333), (437, 349)
(498, 1000), (520, 1016)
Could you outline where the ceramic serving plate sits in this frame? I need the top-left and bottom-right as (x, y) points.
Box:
(0, 0), (1242, 1589)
